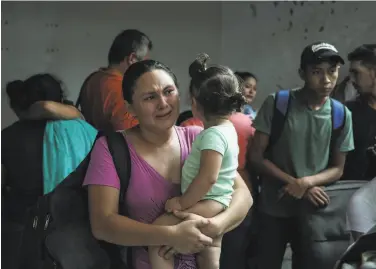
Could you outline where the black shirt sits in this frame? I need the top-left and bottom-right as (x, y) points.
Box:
(2, 120), (46, 221)
(343, 99), (376, 181)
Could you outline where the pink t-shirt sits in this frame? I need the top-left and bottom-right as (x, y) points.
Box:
(83, 126), (203, 269)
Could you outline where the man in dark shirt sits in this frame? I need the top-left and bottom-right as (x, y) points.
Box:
(344, 44), (376, 181)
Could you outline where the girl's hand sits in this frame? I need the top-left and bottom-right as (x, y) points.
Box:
(165, 197), (182, 212)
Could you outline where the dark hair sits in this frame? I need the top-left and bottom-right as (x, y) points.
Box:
(6, 73), (64, 111)
(176, 110), (193, 126)
(122, 59), (179, 104)
(348, 44), (376, 69)
(108, 29), (153, 65)
(234, 71), (257, 82)
(188, 53), (246, 118)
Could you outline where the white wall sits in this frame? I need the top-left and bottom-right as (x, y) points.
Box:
(2, 2), (376, 129)
(221, 1), (376, 109)
(1, 1), (222, 129)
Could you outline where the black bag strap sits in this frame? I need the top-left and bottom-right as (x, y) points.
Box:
(105, 131), (131, 216)
(104, 131), (133, 269)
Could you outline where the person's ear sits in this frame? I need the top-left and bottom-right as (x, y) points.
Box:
(126, 52), (138, 66)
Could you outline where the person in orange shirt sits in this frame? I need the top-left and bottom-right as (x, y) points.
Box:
(78, 29), (153, 132)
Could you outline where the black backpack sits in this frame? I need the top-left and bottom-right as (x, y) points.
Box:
(13, 131), (132, 269)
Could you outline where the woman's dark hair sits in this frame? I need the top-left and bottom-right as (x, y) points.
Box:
(188, 53), (246, 118)
(6, 73), (65, 111)
(122, 59), (179, 104)
(234, 71), (258, 83)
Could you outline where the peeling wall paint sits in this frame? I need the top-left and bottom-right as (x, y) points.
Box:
(1, 2), (222, 128)
(1, 2), (376, 127)
(221, 1), (376, 109)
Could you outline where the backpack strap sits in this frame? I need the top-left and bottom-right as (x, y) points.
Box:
(104, 131), (132, 269)
(105, 132), (131, 216)
(252, 90), (291, 207)
(269, 90), (292, 148)
(329, 98), (346, 160)
(330, 98), (345, 131)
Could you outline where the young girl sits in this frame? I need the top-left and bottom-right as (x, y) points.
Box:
(149, 53), (245, 269)
(234, 71), (258, 119)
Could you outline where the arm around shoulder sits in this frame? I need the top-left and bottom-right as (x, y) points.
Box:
(23, 101), (83, 120)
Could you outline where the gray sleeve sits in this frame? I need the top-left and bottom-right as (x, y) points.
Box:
(347, 178), (376, 234)
(252, 94), (275, 136)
